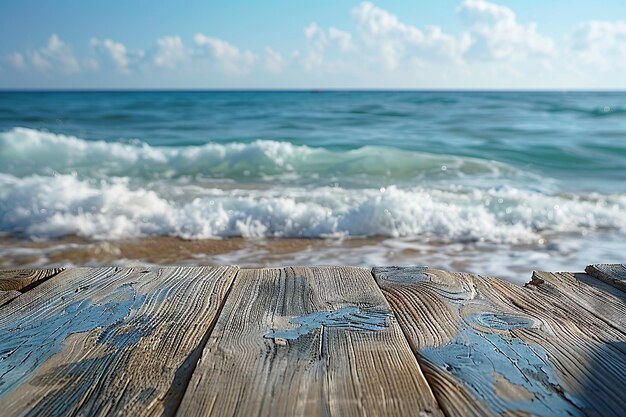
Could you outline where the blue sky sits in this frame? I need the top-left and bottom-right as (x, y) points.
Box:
(1, 0), (626, 89)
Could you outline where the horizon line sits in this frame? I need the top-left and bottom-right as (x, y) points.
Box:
(2, 88), (626, 93)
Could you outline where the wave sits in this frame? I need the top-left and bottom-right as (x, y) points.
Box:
(1, 173), (624, 242)
(0, 128), (529, 184)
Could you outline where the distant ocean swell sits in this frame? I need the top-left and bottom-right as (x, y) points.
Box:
(0, 128), (531, 183)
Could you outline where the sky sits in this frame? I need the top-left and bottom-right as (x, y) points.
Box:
(1, 0), (626, 89)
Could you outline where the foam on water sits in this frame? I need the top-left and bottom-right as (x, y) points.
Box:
(2, 92), (626, 280)
(1, 173), (624, 242)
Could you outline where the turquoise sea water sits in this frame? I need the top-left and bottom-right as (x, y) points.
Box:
(1, 91), (625, 281)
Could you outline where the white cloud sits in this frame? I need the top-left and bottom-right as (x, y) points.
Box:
(569, 21), (626, 69)
(301, 50), (324, 71)
(352, 2), (470, 69)
(24, 34), (81, 74)
(304, 22), (323, 41)
(457, 0), (555, 62)
(264, 47), (286, 74)
(302, 23), (355, 70)
(302, 23), (326, 70)
(30, 51), (51, 72)
(3, 2), (626, 88)
(153, 36), (188, 69)
(328, 28), (354, 52)
(304, 23), (353, 52)
(5, 52), (26, 69)
(90, 38), (130, 72)
(194, 34), (256, 74)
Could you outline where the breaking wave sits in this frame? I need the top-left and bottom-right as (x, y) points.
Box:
(0, 127), (531, 185)
(1, 173), (624, 242)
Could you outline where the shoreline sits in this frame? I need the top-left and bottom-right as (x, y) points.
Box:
(0, 235), (386, 266)
(2, 231), (624, 285)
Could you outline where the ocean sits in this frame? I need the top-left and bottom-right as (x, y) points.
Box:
(1, 91), (625, 283)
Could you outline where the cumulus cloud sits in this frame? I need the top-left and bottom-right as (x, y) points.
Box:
(352, 2), (470, 69)
(194, 34), (256, 74)
(16, 34), (82, 74)
(90, 38), (130, 72)
(569, 20), (626, 69)
(3, 1), (626, 88)
(304, 23), (353, 52)
(302, 23), (326, 70)
(328, 28), (354, 52)
(264, 47), (286, 73)
(5, 52), (26, 69)
(457, 0), (555, 62)
(302, 23), (355, 70)
(153, 36), (189, 69)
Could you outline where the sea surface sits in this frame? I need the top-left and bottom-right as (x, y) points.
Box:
(1, 91), (625, 283)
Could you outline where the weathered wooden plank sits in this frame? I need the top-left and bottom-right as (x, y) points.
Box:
(0, 268), (64, 292)
(176, 266), (443, 417)
(374, 266), (626, 417)
(531, 271), (626, 332)
(0, 265), (238, 417)
(585, 264), (626, 292)
(0, 290), (21, 307)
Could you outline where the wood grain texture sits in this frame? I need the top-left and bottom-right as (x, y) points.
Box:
(585, 264), (626, 292)
(374, 266), (626, 417)
(176, 266), (443, 417)
(0, 268), (64, 292)
(0, 290), (21, 307)
(0, 266), (238, 417)
(531, 270), (626, 332)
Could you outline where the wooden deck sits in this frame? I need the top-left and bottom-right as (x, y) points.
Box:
(0, 264), (624, 417)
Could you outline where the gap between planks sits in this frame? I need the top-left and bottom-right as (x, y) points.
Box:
(164, 266), (240, 417)
(585, 264), (626, 293)
(0, 268), (65, 307)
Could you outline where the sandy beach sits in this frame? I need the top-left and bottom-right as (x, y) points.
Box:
(3, 231), (624, 285)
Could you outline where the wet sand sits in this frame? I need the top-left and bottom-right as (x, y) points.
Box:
(0, 235), (388, 267)
(0, 235), (476, 273)
(2, 233), (622, 285)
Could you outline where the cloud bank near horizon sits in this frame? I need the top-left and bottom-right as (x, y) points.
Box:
(2, 1), (626, 89)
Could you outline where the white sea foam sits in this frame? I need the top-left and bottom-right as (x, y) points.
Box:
(1, 173), (624, 242)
